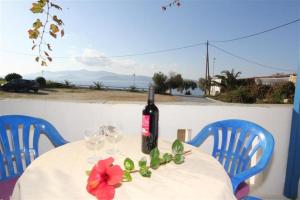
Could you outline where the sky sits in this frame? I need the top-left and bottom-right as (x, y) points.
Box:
(0, 0), (299, 80)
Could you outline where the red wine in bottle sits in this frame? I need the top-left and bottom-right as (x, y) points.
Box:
(142, 85), (159, 154)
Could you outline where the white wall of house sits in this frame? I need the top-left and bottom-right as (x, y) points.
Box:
(0, 99), (294, 199)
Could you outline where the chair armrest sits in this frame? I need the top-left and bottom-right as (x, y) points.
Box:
(231, 165), (263, 192)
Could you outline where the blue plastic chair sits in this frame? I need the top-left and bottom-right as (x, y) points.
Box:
(242, 196), (261, 200)
(187, 119), (274, 194)
(0, 115), (68, 181)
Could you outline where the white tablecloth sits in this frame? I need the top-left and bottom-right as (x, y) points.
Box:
(12, 136), (236, 200)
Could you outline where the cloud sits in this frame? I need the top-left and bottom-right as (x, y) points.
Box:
(74, 49), (111, 66)
(72, 48), (189, 78)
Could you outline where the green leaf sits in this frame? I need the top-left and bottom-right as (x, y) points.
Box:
(172, 139), (184, 155)
(139, 166), (152, 177)
(173, 154), (185, 164)
(150, 147), (160, 159)
(33, 19), (43, 29)
(85, 170), (91, 176)
(159, 157), (166, 165)
(44, 51), (49, 57)
(50, 24), (59, 33)
(150, 157), (160, 170)
(138, 157), (147, 168)
(124, 158), (134, 171)
(47, 57), (52, 62)
(35, 57), (39, 62)
(122, 170), (132, 182)
(61, 29), (64, 37)
(162, 153), (173, 163)
(32, 45), (36, 50)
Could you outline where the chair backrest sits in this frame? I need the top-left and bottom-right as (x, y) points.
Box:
(188, 119), (274, 191)
(0, 115), (68, 181)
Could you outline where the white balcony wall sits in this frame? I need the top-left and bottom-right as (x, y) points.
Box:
(0, 99), (293, 199)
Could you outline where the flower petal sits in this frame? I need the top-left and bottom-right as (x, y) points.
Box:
(102, 157), (114, 168)
(106, 165), (124, 185)
(95, 183), (115, 200)
(87, 168), (102, 195)
(95, 157), (114, 174)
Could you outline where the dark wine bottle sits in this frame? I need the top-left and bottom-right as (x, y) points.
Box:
(142, 85), (159, 154)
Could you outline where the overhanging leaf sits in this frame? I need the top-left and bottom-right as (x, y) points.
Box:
(50, 24), (59, 33)
(32, 45), (36, 50)
(47, 57), (52, 62)
(47, 44), (52, 51)
(28, 29), (40, 39)
(49, 31), (57, 38)
(61, 29), (64, 37)
(33, 19), (43, 29)
(30, 3), (44, 13)
(35, 57), (39, 62)
(41, 61), (47, 66)
(50, 2), (62, 10)
(53, 15), (63, 26)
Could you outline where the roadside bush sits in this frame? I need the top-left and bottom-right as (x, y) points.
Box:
(129, 85), (138, 92)
(265, 82), (295, 104)
(45, 80), (65, 88)
(64, 80), (74, 88)
(36, 77), (46, 87)
(231, 86), (256, 103)
(5, 73), (22, 82)
(91, 82), (104, 90)
(213, 86), (255, 103)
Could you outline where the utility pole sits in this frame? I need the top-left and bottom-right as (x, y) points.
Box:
(213, 57), (216, 77)
(133, 73), (136, 87)
(205, 40), (210, 95)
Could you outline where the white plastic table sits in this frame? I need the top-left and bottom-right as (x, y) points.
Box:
(12, 135), (236, 200)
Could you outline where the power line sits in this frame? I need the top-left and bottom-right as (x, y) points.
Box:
(210, 18), (300, 43)
(0, 42), (207, 59)
(210, 43), (295, 72)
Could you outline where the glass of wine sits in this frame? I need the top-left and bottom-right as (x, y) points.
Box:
(84, 128), (106, 164)
(105, 124), (122, 155)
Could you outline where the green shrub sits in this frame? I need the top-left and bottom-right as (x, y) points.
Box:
(45, 80), (65, 88)
(5, 73), (22, 82)
(92, 82), (104, 90)
(129, 85), (138, 92)
(36, 77), (46, 87)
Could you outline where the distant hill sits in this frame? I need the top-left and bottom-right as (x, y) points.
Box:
(24, 69), (152, 88)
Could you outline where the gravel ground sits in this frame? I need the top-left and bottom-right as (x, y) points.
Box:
(0, 88), (215, 104)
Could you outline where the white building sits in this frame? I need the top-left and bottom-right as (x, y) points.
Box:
(210, 77), (222, 96)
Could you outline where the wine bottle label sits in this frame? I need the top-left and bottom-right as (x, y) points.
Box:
(142, 115), (150, 136)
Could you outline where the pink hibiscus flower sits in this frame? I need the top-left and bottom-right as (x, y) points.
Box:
(87, 157), (123, 200)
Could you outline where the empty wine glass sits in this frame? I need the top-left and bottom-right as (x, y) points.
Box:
(84, 128), (105, 164)
(105, 124), (122, 155)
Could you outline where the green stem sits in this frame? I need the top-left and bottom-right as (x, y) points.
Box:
(128, 149), (192, 174)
